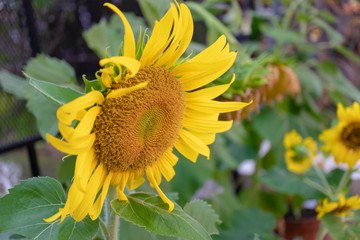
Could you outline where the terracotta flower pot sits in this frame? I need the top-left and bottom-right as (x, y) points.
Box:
(284, 217), (320, 240)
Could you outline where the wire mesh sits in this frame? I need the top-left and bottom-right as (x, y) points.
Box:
(0, 0), (38, 150)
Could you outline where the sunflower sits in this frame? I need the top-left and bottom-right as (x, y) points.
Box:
(44, 2), (249, 223)
(315, 194), (360, 219)
(283, 130), (317, 174)
(320, 102), (360, 168)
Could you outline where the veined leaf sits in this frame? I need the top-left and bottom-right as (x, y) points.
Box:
(28, 77), (84, 105)
(24, 54), (77, 86)
(184, 200), (221, 235)
(0, 70), (28, 99)
(111, 192), (212, 240)
(0, 177), (99, 240)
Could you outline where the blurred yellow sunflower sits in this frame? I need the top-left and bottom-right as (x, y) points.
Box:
(283, 130), (317, 174)
(316, 194), (360, 219)
(44, 2), (249, 223)
(320, 102), (360, 168)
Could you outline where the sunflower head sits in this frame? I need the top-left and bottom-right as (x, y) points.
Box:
(283, 130), (317, 174)
(316, 194), (360, 219)
(320, 102), (360, 168)
(44, 2), (250, 223)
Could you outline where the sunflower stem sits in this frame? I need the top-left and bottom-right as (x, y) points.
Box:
(313, 164), (334, 197)
(99, 218), (110, 240)
(107, 186), (120, 240)
(304, 178), (333, 198)
(336, 169), (353, 195)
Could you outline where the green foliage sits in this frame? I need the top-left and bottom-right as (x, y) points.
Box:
(322, 215), (360, 240)
(28, 77), (84, 105)
(258, 167), (317, 197)
(0, 177), (99, 240)
(83, 13), (147, 58)
(184, 200), (221, 235)
(215, 208), (277, 240)
(137, 0), (171, 27)
(57, 155), (76, 189)
(83, 76), (102, 93)
(161, 153), (215, 206)
(24, 54), (78, 86)
(119, 219), (176, 240)
(316, 61), (360, 104)
(0, 71), (27, 99)
(111, 192), (214, 240)
(26, 92), (59, 138)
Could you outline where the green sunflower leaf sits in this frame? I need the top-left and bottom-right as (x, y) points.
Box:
(111, 192), (212, 240)
(28, 77), (84, 105)
(0, 177), (99, 240)
(24, 54), (78, 86)
(322, 215), (360, 240)
(184, 200), (221, 235)
(0, 70), (28, 99)
(26, 92), (59, 138)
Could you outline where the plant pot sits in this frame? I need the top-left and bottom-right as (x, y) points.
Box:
(284, 216), (320, 240)
(277, 209), (322, 240)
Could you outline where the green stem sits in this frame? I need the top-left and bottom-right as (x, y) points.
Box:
(313, 164), (334, 197)
(304, 178), (333, 198)
(336, 169), (353, 194)
(107, 186), (120, 240)
(282, 0), (303, 30)
(100, 218), (110, 240)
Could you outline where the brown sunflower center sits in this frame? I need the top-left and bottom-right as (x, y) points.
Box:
(93, 66), (186, 172)
(341, 122), (360, 150)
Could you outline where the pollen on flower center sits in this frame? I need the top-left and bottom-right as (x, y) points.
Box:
(93, 66), (186, 172)
(341, 122), (360, 150)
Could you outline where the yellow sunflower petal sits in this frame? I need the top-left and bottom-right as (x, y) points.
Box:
(186, 100), (251, 114)
(70, 106), (101, 140)
(110, 172), (122, 186)
(140, 4), (175, 66)
(58, 122), (74, 142)
(46, 133), (95, 155)
(179, 129), (210, 159)
(89, 172), (113, 220)
(99, 56), (140, 78)
(152, 164), (162, 185)
(44, 210), (62, 223)
(155, 3), (193, 67)
(116, 172), (129, 202)
(146, 167), (174, 212)
(185, 108), (219, 121)
(191, 132), (216, 145)
(57, 91), (104, 125)
(127, 172), (145, 190)
(74, 148), (97, 191)
(162, 149), (178, 167)
(193, 35), (228, 62)
(178, 57), (236, 91)
(174, 138), (199, 162)
(106, 81), (148, 99)
(103, 3), (135, 58)
(186, 74), (235, 100)
(73, 163), (107, 222)
(158, 156), (175, 181)
(101, 72), (112, 88)
(183, 117), (233, 133)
